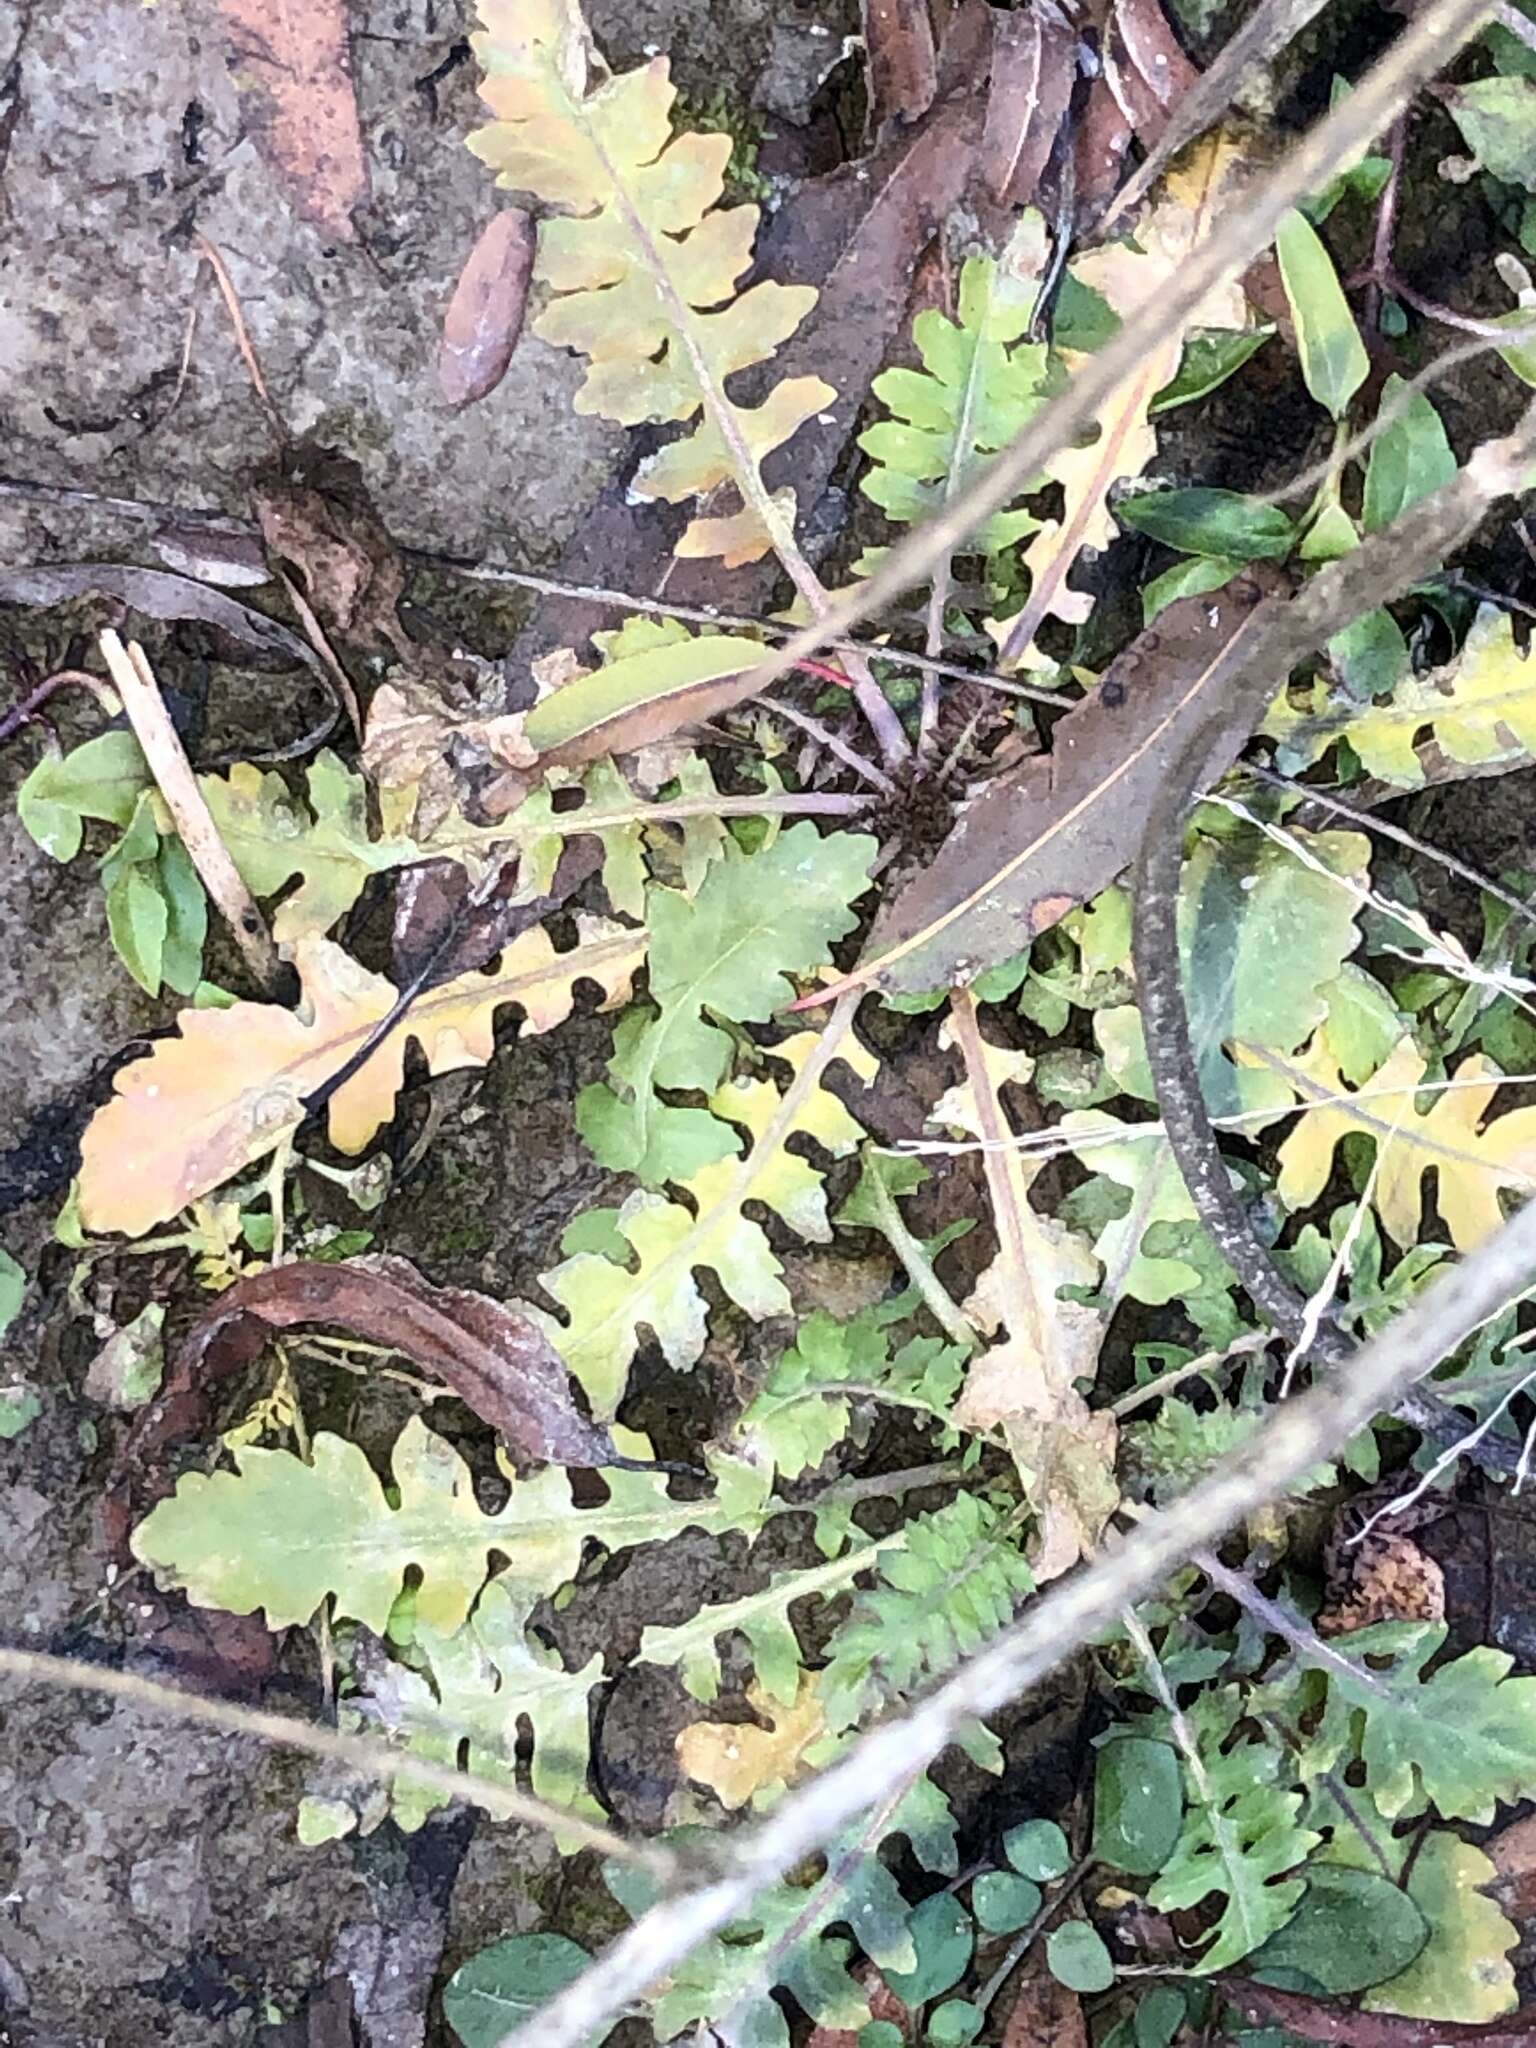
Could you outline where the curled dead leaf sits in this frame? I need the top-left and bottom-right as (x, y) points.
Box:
(438, 209), (537, 408)
(1103, 0), (1199, 146)
(173, 1254), (618, 1467)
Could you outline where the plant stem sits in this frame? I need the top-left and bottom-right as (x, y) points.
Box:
(974, 1856), (1096, 2017)
(861, 1161), (978, 1349)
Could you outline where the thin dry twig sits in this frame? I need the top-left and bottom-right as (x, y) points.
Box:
(97, 629), (282, 991)
(194, 234), (288, 444)
(495, 1186), (1536, 2048)
(0, 666), (121, 748)
(0, 1643), (676, 1873)
(271, 563), (364, 742)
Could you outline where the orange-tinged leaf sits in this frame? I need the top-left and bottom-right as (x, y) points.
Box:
(79, 922), (645, 1236)
(212, 0), (368, 242)
(676, 1674), (826, 1810)
(1248, 1036), (1536, 1251)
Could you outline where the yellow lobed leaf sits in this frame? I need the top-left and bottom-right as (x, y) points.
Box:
(469, 0), (828, 563)
(79, 921), (646, 1237)
(994, 132), (1248, 658)
(1266, 607), (1536, 788)
(676, 1673), (826, 1811)
(1364, 1835), (1517, 2022)
(533, 1020), (877, 1417)
(1250, 1036), (1536, 1251)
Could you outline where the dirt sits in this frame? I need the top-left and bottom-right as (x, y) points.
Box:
(0, 0), (865, 2040)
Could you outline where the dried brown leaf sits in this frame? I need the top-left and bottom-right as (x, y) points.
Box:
(980, 4), (1077, 207)
(1001, 1952), (1088, 2048)
(174, 1254), (618, 1467)
(862, 0), (939, 127)
(817, 576), (1270, 1000)
(438, 209), (537, 408)
(253, 444), (407, 654)
(211, 0), (368, 242)
(677, 1675), (826, 1810)
(945, 995), (1114, 1578)
(1104, 0), (1199, 145)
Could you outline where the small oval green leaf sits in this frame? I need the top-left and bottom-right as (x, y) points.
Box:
(1119, 488), (1296, 560)
(1047, 1920), (1116, 1993)
(1249, 1864), (1428, 1994)
(444, 1934), (593, 2048)
(1093, 1737), (1184, 1876)
(1004, 1818), (1072, 1881)
(973, 1870), (1043, 1933)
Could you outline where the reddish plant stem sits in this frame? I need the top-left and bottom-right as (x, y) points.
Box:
(0, 667), (119, 750)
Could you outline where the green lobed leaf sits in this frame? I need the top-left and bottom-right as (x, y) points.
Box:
(860, 221), (1051, 558)
(818, 1493), (1034, 1735)
(400, 1577), (606, 1836)
(578, 823), (875, 1182)
(1275, 209), (1369, 418)
(638, 1541), (882, 1704)
(1312, 1622), (1536, 1822)
(132, 1417), (771, 1636)
(1147, 1686), (1319, 1972)
(201, 750), (407, 944)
